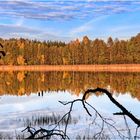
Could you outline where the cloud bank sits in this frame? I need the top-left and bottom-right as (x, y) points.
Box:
(0, 0), (140, 41)
(0, 0), (139, 21)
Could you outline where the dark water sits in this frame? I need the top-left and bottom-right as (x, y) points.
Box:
(0, 72), (140, 139)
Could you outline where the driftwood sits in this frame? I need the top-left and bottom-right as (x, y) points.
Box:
(22, 88), (140, 139)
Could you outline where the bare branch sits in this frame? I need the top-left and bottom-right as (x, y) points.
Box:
(22, 88), (140, 139)
(83, 88), (140, 127)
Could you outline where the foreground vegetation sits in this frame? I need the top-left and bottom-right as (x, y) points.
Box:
(0, 33), (140, 65)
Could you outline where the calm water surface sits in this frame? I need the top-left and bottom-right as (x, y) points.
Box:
(0, 72), (140, 139)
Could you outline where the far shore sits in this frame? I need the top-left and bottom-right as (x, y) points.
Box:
(1, 64), (140, 72)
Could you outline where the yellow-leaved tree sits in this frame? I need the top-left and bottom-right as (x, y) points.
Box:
(17, 55), (25, 65)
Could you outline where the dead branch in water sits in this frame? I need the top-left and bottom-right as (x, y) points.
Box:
(22, 126), (69, 139)
(83, 88), (140, 127)
(22, 88), (140, 139)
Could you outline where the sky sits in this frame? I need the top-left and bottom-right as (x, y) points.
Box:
(0, 0), (140, 42)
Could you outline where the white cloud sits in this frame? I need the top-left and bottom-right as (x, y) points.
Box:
(69, 15), (109, 36)
(110, 25), (139, 33)
(0, 0), (138, 21)
(107, 25), (140, 39)
(0, 0), (139, 41)
(0, 23), (72, 42)
(15, 18), (24, 26)
(0, 24), (40, 34)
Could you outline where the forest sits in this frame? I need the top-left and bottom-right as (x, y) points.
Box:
(0, 33), (140, 65)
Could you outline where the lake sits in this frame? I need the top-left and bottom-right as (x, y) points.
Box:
(0, 71), (140, 139)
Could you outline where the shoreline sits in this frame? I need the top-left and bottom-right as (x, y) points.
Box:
(1, 64), (140, 72)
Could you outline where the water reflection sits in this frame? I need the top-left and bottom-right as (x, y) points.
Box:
(0, 91), (139, 139)
(0, 71), (140, 100)
(20, 113), (78, 127)
(0, 72), (140, 139)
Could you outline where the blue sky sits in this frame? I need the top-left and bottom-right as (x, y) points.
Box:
(0, 0), (140, 42)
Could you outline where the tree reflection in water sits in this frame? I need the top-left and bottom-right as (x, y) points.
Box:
(0, 72), (140, 100)
(0, 71), (140, 139)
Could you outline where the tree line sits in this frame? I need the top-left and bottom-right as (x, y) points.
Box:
(0, 33), (140, 65)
